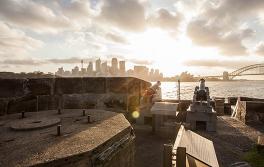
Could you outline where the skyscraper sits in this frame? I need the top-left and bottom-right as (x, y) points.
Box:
(87, 62), (93, 74)
(119, 61), (126, 75)
(101, 62), (108, 75)
(72, 66), (79, 76)
(55, 67), (64, 76)
(95, 59), (101, 73)
(134, 66), (148, 79)
(111, 58), (118, 75)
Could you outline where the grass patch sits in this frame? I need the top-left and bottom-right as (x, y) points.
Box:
(243, 146), (264, 167)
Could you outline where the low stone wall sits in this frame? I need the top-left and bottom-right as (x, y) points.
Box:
(0, 77), (151, 117)
(228, 97), (264, 105)
(234, 97), (264, 124)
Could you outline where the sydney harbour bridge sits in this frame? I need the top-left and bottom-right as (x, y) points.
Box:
(204, 63), (264, 80)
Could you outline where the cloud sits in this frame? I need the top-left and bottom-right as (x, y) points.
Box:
(23, 56), (153, 66)
(255, 42), (264, 56)
(185, 0), (264, 56)
(0, 59), (42, 66)
(47, 57), (95, 64)
(106, 55), (153, 65)
(0, 0), (72, 33)
(99, 0), (146, 32)
(148, 8), (182, 31)
(105, 33), (128, 44)
(61, 0), (92, 19)
(128, 58), (153, 65)
(205, 0), (264, 25)
(187, 19), (250, 56)
(0, 22), (43, 57)
(184, 59), (260, 69)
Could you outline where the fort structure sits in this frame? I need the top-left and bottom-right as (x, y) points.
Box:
(0, 109), (135, 167)
(232, 97), (264, 124)
(0, 77), (151, 118)
(0, 77), (150, 167)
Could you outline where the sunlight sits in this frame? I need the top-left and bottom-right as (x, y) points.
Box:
(127, 28), (220, 76)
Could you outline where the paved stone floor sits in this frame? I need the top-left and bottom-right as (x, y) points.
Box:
(134, 125), (173, 167)
(199, 116), (264, 167)
(133, 116), (264, 167)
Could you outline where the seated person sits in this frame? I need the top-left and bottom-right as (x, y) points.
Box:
(142, 81), (161, 103)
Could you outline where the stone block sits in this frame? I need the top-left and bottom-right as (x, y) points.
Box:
(215, 106), (224, 116)
(55, 78), (84, 94)
(0, 99), (8, 116)
(38, 95), (59, 110)
(0, 79), (25, 98)
(82, 77), (106, 93)
(107, 77), (128, 93)
(28, 78), (54, 95)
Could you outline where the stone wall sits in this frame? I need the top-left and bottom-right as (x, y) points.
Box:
(0, 77), (151, 117)
(228, 97), (264, 105)
(234, 97), (264, 124)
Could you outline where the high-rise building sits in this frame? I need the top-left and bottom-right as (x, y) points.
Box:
(119, 61), (126, 75)
(154, 69), (160, 80)
(111, 58), (118, 75)
(95, 59), (101, 73)
(87, 62), (93, 74)
(81, 68), (86, 76)
(101, 62), (108, 75)
(55, 67), (64, 76)
(72, 66), (79, 76)
(134, 66), (148, 79)
(149, 68), (154, 80)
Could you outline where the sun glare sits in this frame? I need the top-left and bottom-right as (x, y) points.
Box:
(127, 28), (218, 76)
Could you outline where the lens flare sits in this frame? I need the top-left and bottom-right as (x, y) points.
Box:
(132, 111), (140, 119)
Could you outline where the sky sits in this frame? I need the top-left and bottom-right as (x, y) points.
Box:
(0, 0), (264, 77)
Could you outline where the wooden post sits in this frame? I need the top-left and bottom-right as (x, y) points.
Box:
(152, 114), (156, 133)
(163, 144), (173, 167)
(176, 147), (186, 167)
(36, 96), (39, 112)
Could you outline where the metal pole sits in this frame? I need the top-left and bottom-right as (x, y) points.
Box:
(178, 80), (181, 101)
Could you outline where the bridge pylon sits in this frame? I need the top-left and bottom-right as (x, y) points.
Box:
(223, 71), (229, 81)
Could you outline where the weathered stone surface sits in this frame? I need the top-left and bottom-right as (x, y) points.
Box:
(7, 95), (37, 114)
(10, 117), (61, 130)
(0, 109), (135, 167)
(82, 77), (106, 93)
(28, 78), (54, 95)
(234, 98), (264, 124)
(186, 110), (217, 132)
(107, 77), (128, 93)
(55, 77), (84, 94)
(0, 99), (8, 116)
(38, 95), (59, 110)
(0, 77), (151, 116)
(0, 79), (25, 98)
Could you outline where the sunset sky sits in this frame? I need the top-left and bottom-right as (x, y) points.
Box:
(0, 0), (264, 76)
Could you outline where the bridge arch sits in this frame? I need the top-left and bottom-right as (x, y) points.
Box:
(228, 63), (264, 80)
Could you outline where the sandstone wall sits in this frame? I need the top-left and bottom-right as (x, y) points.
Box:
(0, 77), (151, 116)
(234, 98), (264, 124)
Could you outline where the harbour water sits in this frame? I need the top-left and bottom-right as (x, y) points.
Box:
(160, 80), (264, 100)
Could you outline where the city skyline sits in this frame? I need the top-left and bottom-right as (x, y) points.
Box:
(55, 57), (163, 81)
